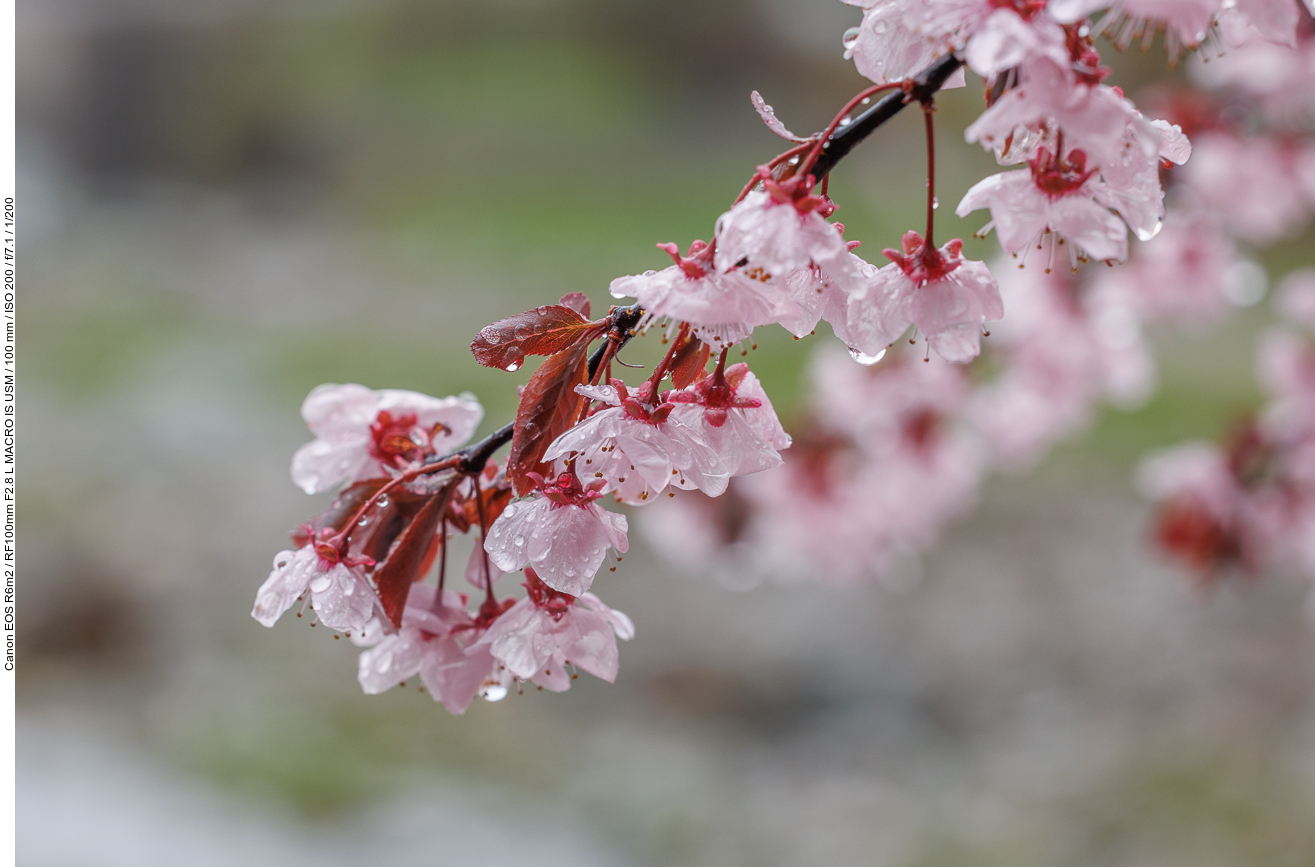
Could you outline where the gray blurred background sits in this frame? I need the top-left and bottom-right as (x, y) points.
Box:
(17, 1), (1315, 864)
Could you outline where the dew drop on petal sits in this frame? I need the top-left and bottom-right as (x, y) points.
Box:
(482, 684), (508, 702)
(309, 575), (331, 593)
(848, 347), (887, 365)
(1135, 218), (1163, 241)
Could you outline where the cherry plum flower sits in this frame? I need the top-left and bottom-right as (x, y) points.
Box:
(666, 363), (793, 477)
(1049, 0), (1222, 55)
(712, 176), (852, 283)
(965, 58), (1157, 173)
(956, 147), (1130, 265)
(1176, 132), (1310, 246)
(1137, 441), (1253, 574)
(469, 569), (635, 691)
(484, 471), (629, 596)
(291, 384), (483, 495)
(1087, 219), (1239, 325)
(842, 0), (948, 86)
(609, 241), (789, 350)
(859, 231), (1004, 363)
(252, 542), (377, 633)
(969, 263), (1154, 467)
(354, 583), (510, 713)
(545, 381), (729, 503)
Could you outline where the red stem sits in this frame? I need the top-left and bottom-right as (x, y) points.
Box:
(645, 322), (692, 396)
(798, 82), (904, 179)
(329, 454), (462, 550)
(731, 141), (814, 207)
(922, 99), (936, 247)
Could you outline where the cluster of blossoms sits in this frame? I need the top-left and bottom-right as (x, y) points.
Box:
(256, 0), (1315, 709)
(1140, 271), (1315, 596)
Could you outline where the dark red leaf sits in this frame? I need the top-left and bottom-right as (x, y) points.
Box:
(558, 292), (591, 319)
(291, 479), (386, 547)
(372, 487), (451, 627)
(671, 337), (711, 389)
(471, 305), (603, 371)
(508, 342), (591, 496)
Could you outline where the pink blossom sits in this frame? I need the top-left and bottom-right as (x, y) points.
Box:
(252, 544), (377, 633)
(483, 471), (629, 596)
(1177, 132), (1310, 246)
(712, 182), (851, 283)
(960, 8), (1070, 79)
(609, 241), (789, 350)
(290, 384), (483, 495)
(469, 570), (635, 690)
(1087, 219), (1237, 325)
(969, 264), (1153, 467)
(1192, 32), (1315, 119)
(1257, 329), (1315, 430)
(860, 232), (1004, 363)
(354, 584), (508, 714)
(1049, 0), (1221, 55)
(965, 58), (1157, 174)
(1215, 0), (1302, 47)
(842, 0), (948, 86)
(666, 363), (793, 476)
(545, 381), (729, 503)
(957, 148), (1130, 264)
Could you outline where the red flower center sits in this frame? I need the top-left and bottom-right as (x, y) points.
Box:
(1029, 148), (1095, 198)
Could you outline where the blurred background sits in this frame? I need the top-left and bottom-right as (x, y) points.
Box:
(17, 0), (1315, 864)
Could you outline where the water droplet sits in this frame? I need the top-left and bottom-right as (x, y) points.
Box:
(838, 116), (851, 127)
(643, 270), (657, 277)
(482, 330), (501, 345)
(1135, 217), (1163, 241)
(503, 504), (517, 517)
(842, 26), (860, 49)
(932, 196), (939, 210)
(873, 21), (887, 33)
(514, 535), (525, 546)
(860, 97), (870, 105)
(505, 361), (521, 372)
(482, 683), (508, 702)
(309, 575), (331, 593)
(377, 495), (390, 509)
(848, 347), (886, 365)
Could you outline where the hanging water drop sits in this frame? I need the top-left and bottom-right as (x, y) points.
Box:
(505, 361), (521, 372)
(842, 26), (860, 50)
(848, 347), (886, 365)
(932, 196), (939, 210)
(482, 683), (508, 702)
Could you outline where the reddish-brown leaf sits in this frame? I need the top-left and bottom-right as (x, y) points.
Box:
(372, 487), (451, 627)
(508, 342), (591, 496)
(558, 292), (591, 319)
(671, 337), (712, 389)
(471, 305), (603, 372)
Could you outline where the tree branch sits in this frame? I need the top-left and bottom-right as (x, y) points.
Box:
(809, 54), (964, 181)
(451, 55), (966, 479)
